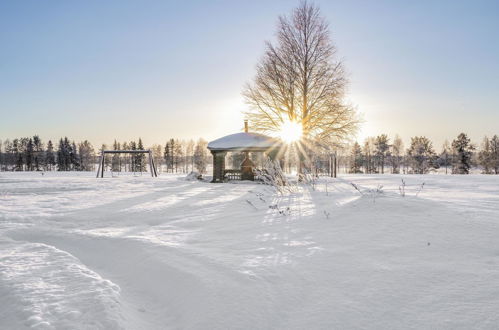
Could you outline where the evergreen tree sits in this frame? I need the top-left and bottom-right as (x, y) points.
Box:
(349, 142), (363, 173)
(168, 138), (175, 172)
(129, 141), (137, 172)
(374, 134), (390, 174)
(32, 135), (44, 171)
(45, 140), (56, 171)
(451, 133), (474, 174)
(112, 140), (121, 172)
(163, 141), (171, 173)
(362, 138), (376, 174)
(26, 138), (34, 171)
(407, 136), (438, 174)
(57, 138), (65, 171)
(70, 141), (79, 170)
(137, 138), (146, 172)
(3, 139), (14, 171)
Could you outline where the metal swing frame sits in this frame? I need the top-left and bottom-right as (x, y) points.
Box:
(96, 150), (158, 178)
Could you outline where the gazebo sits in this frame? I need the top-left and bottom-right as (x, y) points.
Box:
(207, 121), (283, 182)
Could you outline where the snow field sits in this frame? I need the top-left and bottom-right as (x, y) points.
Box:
(1, 172), (499, 329)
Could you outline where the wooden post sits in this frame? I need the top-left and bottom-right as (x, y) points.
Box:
(96, 152), (103, 178)
(148, 150), (154, 177)
(151, 152), (158, 177)
(101, 152), (105, 178)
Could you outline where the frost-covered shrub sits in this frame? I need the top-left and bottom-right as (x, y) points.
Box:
(254, 159), (293, 194)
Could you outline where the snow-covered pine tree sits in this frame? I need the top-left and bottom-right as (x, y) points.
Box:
(451, 133), (474, 174)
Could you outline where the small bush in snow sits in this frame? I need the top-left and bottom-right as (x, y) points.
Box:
(254, 159), (294, 194)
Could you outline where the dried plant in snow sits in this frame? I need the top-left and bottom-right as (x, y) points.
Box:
(254, 158), (295, 194)
(399, 179), (406, 197)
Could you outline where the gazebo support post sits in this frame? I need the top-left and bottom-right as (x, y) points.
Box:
(211, 151), (226, 183)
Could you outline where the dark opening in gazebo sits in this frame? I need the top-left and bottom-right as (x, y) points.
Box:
(207, 121), (283, 183)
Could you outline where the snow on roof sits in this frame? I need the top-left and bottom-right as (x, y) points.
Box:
(207, 132), (282, 151)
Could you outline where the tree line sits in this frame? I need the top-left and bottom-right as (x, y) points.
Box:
(347, 133), (499, 175)
(0, 136), (210, 173)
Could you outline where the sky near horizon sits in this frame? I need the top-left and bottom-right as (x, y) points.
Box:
(1, 0), (498, 149)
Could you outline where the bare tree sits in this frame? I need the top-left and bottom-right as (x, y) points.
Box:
(243, 1), (358, 145)
(390, 135), (404, 174)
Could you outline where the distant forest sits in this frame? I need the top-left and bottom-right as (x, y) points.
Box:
(0, 137), (211, 174)
(0, 132), (498, 175)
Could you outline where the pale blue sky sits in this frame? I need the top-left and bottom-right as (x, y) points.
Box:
(1, 0), (498, 148)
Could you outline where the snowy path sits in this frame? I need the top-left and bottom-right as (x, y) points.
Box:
(1, 172), (499, 329)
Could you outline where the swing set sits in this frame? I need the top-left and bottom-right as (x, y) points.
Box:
(96, 150), (158, 178)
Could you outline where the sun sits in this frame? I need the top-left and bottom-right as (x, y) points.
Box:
(279, 120), (303, 143)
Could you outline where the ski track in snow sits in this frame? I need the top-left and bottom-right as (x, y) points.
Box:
(1, 172), (499, 329)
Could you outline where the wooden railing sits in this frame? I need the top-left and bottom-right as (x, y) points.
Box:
(224, 169), (241, 181)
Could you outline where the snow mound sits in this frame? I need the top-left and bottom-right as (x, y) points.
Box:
(0, 240), (123, 329)
(185, 171), (202, 181)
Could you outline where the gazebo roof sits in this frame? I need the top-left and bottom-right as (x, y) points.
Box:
(207, 132), (282, 152)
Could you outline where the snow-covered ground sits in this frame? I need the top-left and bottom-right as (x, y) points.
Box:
(1, 172), (499, 329)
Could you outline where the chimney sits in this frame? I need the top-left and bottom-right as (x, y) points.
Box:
(244, 120), (248, 133)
